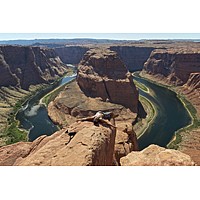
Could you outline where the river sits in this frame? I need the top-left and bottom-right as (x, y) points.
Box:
(16, 70), (192, 149)
(133, 74), (192, 149)
(16, 74), (76, 141)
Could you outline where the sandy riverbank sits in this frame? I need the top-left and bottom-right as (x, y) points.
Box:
(131, 75), (157, 138)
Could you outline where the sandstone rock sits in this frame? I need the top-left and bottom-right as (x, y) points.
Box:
(178, 128), (200, 166)
(77, 48), (139, 112)
(0, 51), (19, 87)
(0, 45), (69, 90)
(184, 72), (200, 91)
(109, 46), (154, 71)
(14, 122), (116, 166)
(120, 144), (196, 166)
(144, 49), (200, 86)
(180, 72), (200, 117)
(48, 81), (134, 126)
(114, 123), (139, 165)
(0, 142), (32, 166)
(47, 81), (139, 166)
(55, 46), (89, 64)
(48, 48), (140, 164)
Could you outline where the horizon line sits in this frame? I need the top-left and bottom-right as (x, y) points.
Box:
(1, 38), (200, 42)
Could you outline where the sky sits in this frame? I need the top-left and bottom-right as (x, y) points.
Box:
(1, 33), (200, 41)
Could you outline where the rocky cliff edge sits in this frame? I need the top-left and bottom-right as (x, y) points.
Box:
(0, 121), (116, 166)
(0, 125), (195, 166)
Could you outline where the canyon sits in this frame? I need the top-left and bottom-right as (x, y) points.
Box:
(0, 40), (200, 165)
(0, 45), (70, 145)
(143, 46), (200, 164)
(0, 45), (69, 89)
(48, 48), (140, 165)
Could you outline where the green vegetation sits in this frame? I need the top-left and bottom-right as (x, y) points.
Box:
(134, 95), (156, 138)
(0, 70), (74, 146)
(137, 72), (200, 149)
(167, 132), (182, 150)
(1, 85), (47, 145)
(132, 76), (157, 137)
(5, 120), (28, 145)
(133, 79), (149, 92)
(42, 79), (76, 106)
(167, 94), (200, 149)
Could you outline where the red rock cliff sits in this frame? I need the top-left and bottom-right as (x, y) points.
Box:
(144, 48), (200, 86)
(0, 121), (116, 166)
(0, 45), (68, 89)
(181, 72), (200, 117)
(54, 46), (89, 64)
(77, 48), (139, 112)
(110, 46), (154, 71)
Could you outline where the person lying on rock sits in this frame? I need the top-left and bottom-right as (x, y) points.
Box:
(77, 111), (117, 128)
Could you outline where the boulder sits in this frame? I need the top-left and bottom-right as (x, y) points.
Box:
(120, 144), (196, 166)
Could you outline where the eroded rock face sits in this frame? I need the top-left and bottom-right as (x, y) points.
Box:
(181, 72), (200, 117)
(48, 81), (129, 126)
(114, 123), (139, 165)
(77, 48), (139, 112)
(0, 45), (68, 89)
(144, 49), (200, 86)
(120, 144), (196, 166)
(178, 128), (200, 166)
(110, 46), (154, 71)
(55, 46), (89, 64)
(184, 72), (200, 91)
(0, 121), (116, 166)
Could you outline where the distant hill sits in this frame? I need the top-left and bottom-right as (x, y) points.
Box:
(0, 38), (130, 47)
(0, 38), (200, 48)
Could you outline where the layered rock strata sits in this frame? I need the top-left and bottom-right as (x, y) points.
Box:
(0, 45), (68, 90)
(77, 48), (139, 112)
(144, 48), (200, 86)
(110, 46), (155, 71)
(143, 48), (200, 116)
(181, 72), (200, 117)
(54, 46), (89, 64)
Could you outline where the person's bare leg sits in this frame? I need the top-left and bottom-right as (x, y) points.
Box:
(99, 119), (117, 128)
